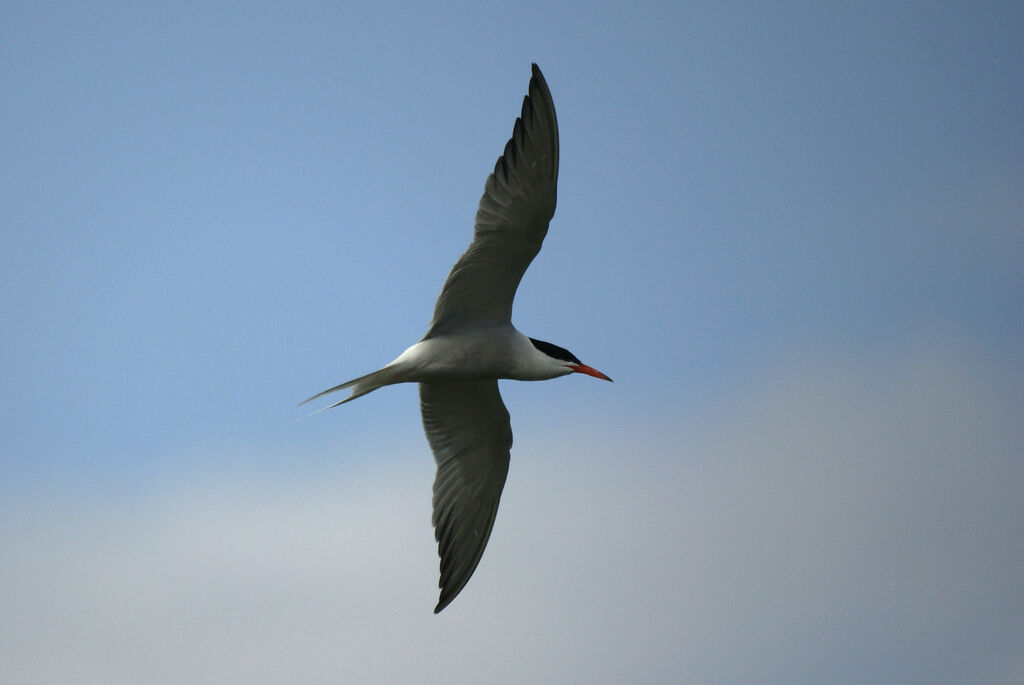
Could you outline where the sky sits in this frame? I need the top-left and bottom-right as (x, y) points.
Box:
(1, 1), (1022, 683)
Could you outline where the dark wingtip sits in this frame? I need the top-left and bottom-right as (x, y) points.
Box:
(434, 594), (453, 614)
(530, 63), (546, 89)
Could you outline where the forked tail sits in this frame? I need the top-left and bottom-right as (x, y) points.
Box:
(298, 366), (399, 411)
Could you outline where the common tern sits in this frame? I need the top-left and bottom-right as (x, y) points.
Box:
(303, 64), (611, 613)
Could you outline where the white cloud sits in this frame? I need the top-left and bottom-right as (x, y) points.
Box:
(2, 337), (1021, 684)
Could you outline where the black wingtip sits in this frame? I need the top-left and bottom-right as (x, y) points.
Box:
(531, 63), (545, 85)
(434, 593), (453, 614)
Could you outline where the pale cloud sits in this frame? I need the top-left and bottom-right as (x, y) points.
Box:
(2, 337), (1021, 684)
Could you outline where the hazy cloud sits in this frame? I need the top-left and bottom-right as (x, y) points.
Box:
(2, 337), (1021, 684)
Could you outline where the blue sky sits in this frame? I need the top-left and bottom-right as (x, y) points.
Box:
(2, 2), (1022, 683)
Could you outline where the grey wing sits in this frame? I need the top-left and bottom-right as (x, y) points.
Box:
(426, 64), (559, 335)
(420, 380), (513, 613)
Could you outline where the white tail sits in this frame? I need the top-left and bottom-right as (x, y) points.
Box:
(295, 340), (430, 423)
(298, 365), (401, 411)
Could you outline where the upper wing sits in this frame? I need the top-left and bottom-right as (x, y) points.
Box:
(420, 380), (513, 613)
(426, 64), (559, 336)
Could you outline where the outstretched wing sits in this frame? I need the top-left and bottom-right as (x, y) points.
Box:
(426, 63), (559, 335)
(419, 380), (513, 612)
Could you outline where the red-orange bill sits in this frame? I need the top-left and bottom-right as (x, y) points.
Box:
(570, 364), (613, 382)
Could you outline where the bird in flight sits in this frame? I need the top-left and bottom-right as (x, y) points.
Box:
(302, 64), (611, 613)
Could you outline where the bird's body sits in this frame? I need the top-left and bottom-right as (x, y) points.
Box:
(304, 64), (610, 613)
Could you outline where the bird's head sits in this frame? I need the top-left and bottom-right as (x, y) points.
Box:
(529, 338), (612, 381)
